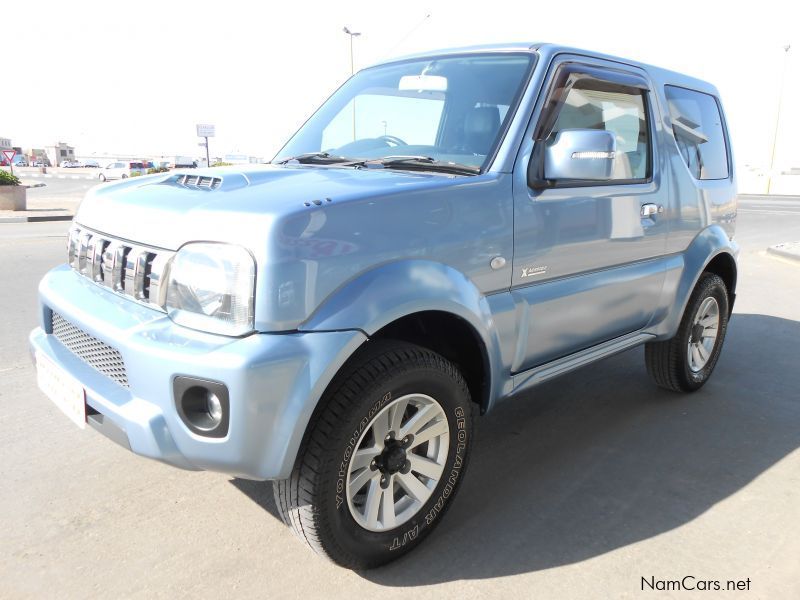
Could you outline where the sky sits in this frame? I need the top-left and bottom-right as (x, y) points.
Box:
(2, 0), (798, 170)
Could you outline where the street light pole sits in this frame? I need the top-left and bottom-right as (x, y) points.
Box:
(343, 26), (360, 75)
(343, 26), (361, 141)
(767, 44), (791, 194)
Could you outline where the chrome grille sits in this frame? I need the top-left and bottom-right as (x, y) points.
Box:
(67, 225), (173, 310)
(51, 312), (129, 387)
(176, 174), (221, 189)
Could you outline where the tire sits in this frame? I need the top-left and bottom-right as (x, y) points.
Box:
(99, 174), (106, 182)
(645, 272), (730, 392)
(121, 174), (128, 179)
(274, 340), (473, 569)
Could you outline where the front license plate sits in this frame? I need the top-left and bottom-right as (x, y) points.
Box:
(36, 351), (86, 429)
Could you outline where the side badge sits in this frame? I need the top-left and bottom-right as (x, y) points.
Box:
(521, 266), (548, 278)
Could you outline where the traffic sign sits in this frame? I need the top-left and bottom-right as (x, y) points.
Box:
(196, 124), (215, 137)
(1, 149), (15, 164)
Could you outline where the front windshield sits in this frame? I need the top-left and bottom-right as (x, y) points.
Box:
(275, 52), (534, 171)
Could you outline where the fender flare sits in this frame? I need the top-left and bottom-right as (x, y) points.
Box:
(299, 259), (506, 408)
(651, 224), (739, 339)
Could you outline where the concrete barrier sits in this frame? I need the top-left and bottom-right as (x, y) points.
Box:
(0, 186), (27, 211)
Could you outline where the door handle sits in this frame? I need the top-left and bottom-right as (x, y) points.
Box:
(640, 203), (663, 217)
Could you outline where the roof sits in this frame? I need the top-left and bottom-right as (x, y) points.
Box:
(369, 42), (718, 94)
(371, 42), (541, 66)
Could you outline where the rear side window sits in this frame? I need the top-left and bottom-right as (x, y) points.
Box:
(664, 86), (729, 180)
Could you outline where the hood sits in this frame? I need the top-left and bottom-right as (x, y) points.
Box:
(75, 164), (454, 251)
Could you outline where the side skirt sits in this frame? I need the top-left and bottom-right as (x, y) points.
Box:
(509, 331), (655, 396)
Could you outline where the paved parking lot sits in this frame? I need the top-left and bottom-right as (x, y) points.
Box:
(1, 198), (799, 599)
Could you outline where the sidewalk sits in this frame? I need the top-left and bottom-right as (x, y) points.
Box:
(0, 180), (81, 223)
(767, 241), (800, 263)
(0, 210), (74, 223)
(22, 172), (97, 181)
(8, 167), (99, 181)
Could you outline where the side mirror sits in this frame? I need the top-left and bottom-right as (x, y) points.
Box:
(543, 129), (617, 181)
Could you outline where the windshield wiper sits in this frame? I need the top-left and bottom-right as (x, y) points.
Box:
(366, 155), (481, 175)
(275, 152), (354, 165)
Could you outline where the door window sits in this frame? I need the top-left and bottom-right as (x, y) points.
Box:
(550, 83), (651, 181)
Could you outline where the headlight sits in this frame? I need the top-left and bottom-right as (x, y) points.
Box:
(166, 243), (255, 336)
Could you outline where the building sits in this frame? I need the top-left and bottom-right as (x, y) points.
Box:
(45, 142), (76, 167)
(0, 137), (12, 165)
(223, 154), (265, 165)
(28, 149), (50, 166)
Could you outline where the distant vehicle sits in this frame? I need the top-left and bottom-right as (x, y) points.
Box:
(60, 160), (82, 168)
(84, 160), (100, 168)
(98, 161), (146, 181)
(32, 160), (47, 167)
(172, 156), (197, 168)
(13, 158), (28, 167)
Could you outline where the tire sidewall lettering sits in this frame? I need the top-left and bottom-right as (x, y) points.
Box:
(335, 392), (392, 510)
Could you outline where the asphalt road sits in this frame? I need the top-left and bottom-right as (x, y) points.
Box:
(10, 177), (98, 218)
(1, 199), (799, 599)
(24, 178), (98, 202)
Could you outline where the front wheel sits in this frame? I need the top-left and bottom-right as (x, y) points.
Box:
(274, 340), (473, 569)
(99, 174), (106, 182)
(645, 272), (730, 392)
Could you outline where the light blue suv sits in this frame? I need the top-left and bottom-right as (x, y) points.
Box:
(30, 43), (738, 568)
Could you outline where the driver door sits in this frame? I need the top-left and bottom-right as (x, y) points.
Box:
(510, 56), (669, 372)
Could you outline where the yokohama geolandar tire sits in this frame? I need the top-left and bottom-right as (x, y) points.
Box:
(645, 272), (730, 392)
(273, 340), (474, 569)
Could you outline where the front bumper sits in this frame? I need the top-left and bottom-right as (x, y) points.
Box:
(30, 265), (366, 480)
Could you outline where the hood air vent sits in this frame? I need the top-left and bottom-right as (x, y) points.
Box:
(175, 174), (222, 190)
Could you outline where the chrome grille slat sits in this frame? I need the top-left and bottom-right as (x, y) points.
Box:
(112, 245), (128, 292)
(90, 238), (107, 282)
(51, 312), (129, 387)
(77, 231), (92, 274)
(67, 225), (174, 311)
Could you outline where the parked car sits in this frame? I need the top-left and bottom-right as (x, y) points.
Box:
(60, 160), (82, 168)
(13, 158), (28, 167)
(31, 43), (738, 570)
(84, 160), (100, 168)
(32, 160), (47, 167)
(98, 161), (146, 181)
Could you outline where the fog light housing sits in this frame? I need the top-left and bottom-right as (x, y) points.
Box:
(174, 376), (230, 438)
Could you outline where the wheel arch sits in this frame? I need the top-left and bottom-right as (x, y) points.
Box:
(702, 251), (737, 315)
(369, 310), (490, 414)
(651, 225), (739, 339)
(300, 259), (503, 413)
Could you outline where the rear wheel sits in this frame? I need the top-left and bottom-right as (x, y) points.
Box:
(645, 272), (730, 392)
(99, 174), (106, 182)
(274, 340), (473, 569)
